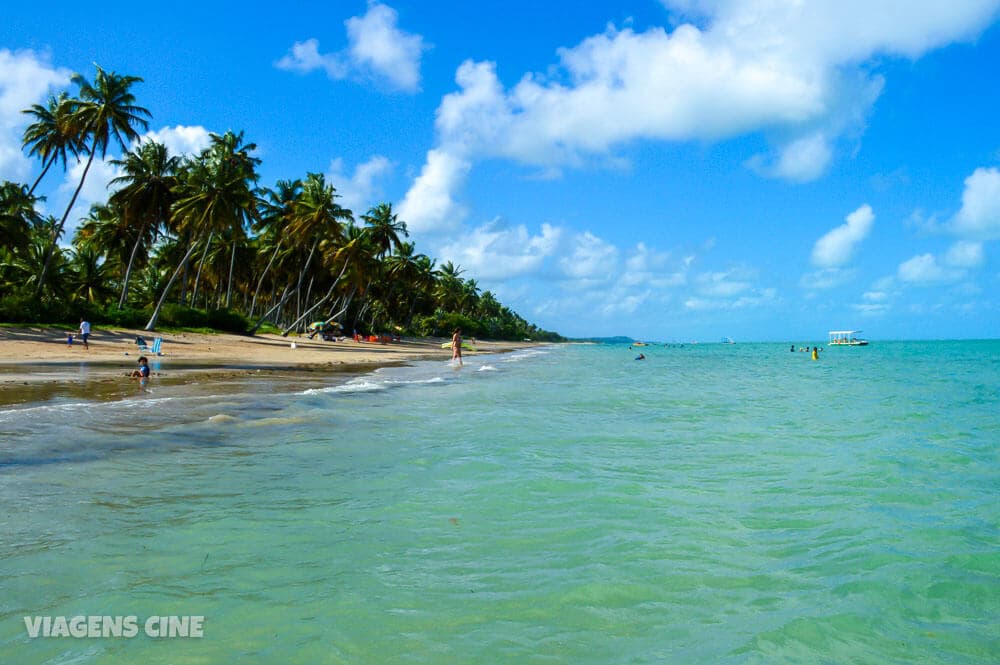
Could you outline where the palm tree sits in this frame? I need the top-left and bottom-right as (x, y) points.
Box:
(0, 181), (44, 254)
(145, 131), (259, 330)
(67, 245), (114, 304)
(35, 65), (150, 298)
(109, 139), (180, 308)
(435, 260), (465, 312)
(249, 178), (301, 317)
(361, 202), (408, 259)
(286, 172), (352, 316)
(74, 202), (131, 290)
(21, 92), (86, 195)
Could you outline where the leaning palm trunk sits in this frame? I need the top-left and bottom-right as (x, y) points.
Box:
(295, 237), (320, 319)
(280, 282), (340, 336)
(35, 143), (97, 297)
(280, 254), (353, 336)
(249, 283), (294, 335)
(118, 217), (150, 309)
(190, 230), (214, 307)
(28, 157), (55, 196)
(144, 241), (201, 331)
(225, 239), (236, 309)
(249, 241), (282, 318)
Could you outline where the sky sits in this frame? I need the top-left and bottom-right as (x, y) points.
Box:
(2, 0), (1000, 341)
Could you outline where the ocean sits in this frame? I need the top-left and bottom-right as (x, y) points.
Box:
(1, 341), (997, 664)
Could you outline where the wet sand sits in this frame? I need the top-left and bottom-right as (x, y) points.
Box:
(0, 326), (536, 407)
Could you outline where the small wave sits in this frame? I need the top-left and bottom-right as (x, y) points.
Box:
(502, 349), (550, 363)
(477, 365), (498, 372)
(207, 414), (238, 423)
(0, 394), (180, 422)
(300, 380), (385, 395)
(387, 376), (446, 385)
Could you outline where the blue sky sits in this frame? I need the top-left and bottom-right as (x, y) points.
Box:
(2, 1), (1000, 341)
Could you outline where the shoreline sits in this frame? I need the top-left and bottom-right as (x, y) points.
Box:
(0, 326), (541, 407)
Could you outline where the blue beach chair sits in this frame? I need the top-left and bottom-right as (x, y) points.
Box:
(151, 337), (164, 356)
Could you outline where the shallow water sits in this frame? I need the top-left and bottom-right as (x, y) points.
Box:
(1, 341), (998, 663)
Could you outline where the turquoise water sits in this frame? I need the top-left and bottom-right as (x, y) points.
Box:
(1, 341), (998, 664)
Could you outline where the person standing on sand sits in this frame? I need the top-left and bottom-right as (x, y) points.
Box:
(452, 328), (463, 366)
(79, 318), (91, 350)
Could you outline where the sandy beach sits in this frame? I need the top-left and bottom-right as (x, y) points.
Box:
(0, 326), (538, 405)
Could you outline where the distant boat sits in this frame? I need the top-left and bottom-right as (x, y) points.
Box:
(721, 337), (735, 344)
(828, 330), (869, 346)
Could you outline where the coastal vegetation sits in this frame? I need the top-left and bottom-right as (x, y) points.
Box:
(0, 65), (562, 342)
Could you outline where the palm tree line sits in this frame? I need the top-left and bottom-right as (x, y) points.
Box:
(0, 65), (562, 342)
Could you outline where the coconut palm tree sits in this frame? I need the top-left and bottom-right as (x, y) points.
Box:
(144, 131), (259, 330)
(21, 92), (87, 195)
(249, 178), (301, 317)
(0, 181), (44, 254)
(109, 139), (180, 308)
(67, 245), (114, 304)
(361, 202), (407, 259)
(35, 65), (150, 298)
(435, 260), (465, 312)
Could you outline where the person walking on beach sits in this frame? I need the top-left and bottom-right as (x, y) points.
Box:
(452, 328), (463, 366)
(79, 318), (91, 350)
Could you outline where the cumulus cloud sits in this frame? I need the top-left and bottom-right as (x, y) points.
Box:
(430, 2), (997, 171)
(897, 253), (963, 284)
(951, 167), (1000, 240)
(0, 49), (72, 182)
(945, 240), (984, 268)
(142, 124), (212, 158)
(437, 220), (562, 281)
(400, 2), (998, 254)
(396, 149), (471, 234)
(558, 231), (620, 281)
(327, 155), (393, 214)
(811, 204), (875, 268)
(276, 2), (426, 92)
(748, 132), (835, 183)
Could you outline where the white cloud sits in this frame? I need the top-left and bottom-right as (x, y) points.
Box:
(402, 3), (998, 240)
(945, 240), (984, 268)
(0, 49), (72, 182)
(558, 231), (619, 281)
(396, 149), (470, 234)
(748, 132), (834, 183)
(327, 155), (393, 214)
(56, 156), (123, 242)
(951, 167), (1000, 240)
(437, 220), (562, 281)
(801, 267), (854, 290)
(276, 3), (426, 92)
(429, 2), (998, 172)
(143, 125), (212, 158)
(621, 242), (688, 288)
(897, 253), (963, 284)
(811, 204), (874, 267)
(682, 265), (775, 310)
(345, 2), (426, 91)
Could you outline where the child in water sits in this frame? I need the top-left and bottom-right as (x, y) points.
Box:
(130, 356), (150, 379)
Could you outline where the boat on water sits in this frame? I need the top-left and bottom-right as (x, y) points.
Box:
(828, 330), (869, 346)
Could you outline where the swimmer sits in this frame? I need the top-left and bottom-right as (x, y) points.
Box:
(635, 353), (646, 360)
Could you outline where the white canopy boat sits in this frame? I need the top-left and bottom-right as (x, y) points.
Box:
(828, 330), (869, 346)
